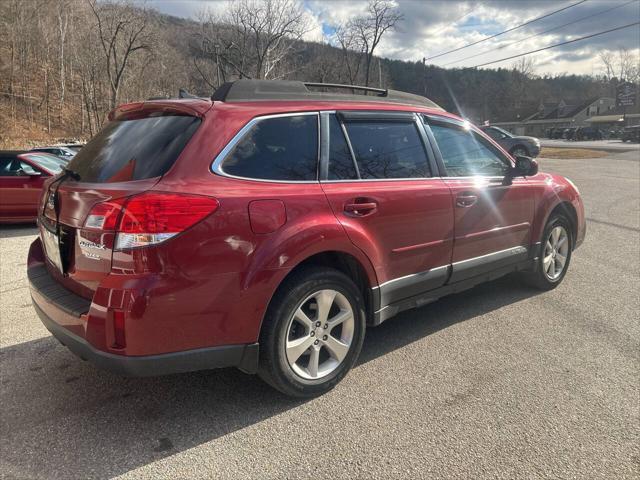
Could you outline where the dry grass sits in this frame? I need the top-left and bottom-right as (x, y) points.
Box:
(540, 147), (605, 159)
(0, 102), (86, 150)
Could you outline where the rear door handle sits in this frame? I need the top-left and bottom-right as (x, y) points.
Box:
(456, 194), (477, 208)
(344, 201), (378, 216)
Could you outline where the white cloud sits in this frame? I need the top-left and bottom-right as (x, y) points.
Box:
(148, 0), (640, 75)
(301, 8), (325, 42)
(307, 0), (370, 27)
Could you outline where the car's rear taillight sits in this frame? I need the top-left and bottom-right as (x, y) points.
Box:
(84, 192), (219, 249)
(84, 199), (125, 230)
(115, 193), (219, 249)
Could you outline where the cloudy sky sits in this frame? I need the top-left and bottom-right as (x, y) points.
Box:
(149, 0), (640, 75)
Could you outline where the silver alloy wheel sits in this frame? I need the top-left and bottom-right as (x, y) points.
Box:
(284, 289), (355, 380)
(543, 225), (569, 280)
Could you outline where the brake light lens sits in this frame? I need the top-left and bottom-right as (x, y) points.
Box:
(116, 193), (219, 249)
(84, 192), (219, 249)
(84, 199), (125, 230)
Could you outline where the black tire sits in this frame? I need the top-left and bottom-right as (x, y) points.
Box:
(510, 145), (529, 157)
(258, 266), (366, 398)
(523, 214), (573, 290)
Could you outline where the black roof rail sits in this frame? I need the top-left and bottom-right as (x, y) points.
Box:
(304, 82), (388, 96)
(210, 79), (442, 109)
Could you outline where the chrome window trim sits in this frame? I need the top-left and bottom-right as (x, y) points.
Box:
(438, 175), (507, 181)
(211, 108), (513, 184)
(321, 177), (448, 184)
(211, 111), (321, 184)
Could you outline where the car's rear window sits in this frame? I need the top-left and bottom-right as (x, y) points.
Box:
(66, 115), (201, 183)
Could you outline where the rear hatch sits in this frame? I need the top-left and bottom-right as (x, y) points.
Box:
(39, 109), (202, 298)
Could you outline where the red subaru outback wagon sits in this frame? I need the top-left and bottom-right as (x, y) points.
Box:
(28, 80), (585, 397)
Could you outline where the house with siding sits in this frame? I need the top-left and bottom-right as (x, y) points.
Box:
(490, 98), (616, 136)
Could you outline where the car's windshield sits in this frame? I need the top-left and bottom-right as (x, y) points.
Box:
(491, 126), (513, 138)
(58, 148), (75, 157)
(21, 153), (64, 174)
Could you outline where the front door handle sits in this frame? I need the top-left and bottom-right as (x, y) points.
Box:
(456, 194), (478, 208)
(344, 201), (378, 217)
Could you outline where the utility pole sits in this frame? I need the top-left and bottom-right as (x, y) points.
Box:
(214, 43), (221, 89)
(422, 57), (427, 96)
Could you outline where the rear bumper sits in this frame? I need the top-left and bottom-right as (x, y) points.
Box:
(34, 300), (258, 376)
(28, 249), (259, 376)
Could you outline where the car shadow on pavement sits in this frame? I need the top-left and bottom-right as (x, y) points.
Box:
(0, 224), (39, 239)
(0, 274), (541, 479)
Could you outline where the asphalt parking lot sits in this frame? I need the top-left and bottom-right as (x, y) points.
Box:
(1, 151), (638, 479)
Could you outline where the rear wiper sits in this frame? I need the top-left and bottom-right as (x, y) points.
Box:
(49, 167), (80, 190)
(62, 167), (81, 181)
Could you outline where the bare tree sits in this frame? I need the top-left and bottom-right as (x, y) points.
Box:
(221, 0), (311, 80)
(56, 0), (71, 108)
(600, 48), (640, 84)
(192, 9), (229, 89)
(600, 52), (618, 83)
(512, 57), (537, 78)
(301, 43), (344, 83)
(352, 0), (402, 87)
(88, 0), (153, 109)
(3, 0), (626, 150)
(334, 22), (365, 85)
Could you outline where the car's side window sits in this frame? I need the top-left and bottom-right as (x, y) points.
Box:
(342, 120), (430, 179)
(327, 114), (358, 180)
(429, 121), (511, 177)
(221, 114), (318, 181)
(0, 159), (12, 176)
(0, 158), (23, 176)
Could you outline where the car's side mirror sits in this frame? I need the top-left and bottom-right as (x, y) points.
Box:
(510, 156), (538, 177)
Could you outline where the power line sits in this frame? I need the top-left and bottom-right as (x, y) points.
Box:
(442, 0), (637, 67)
(428, 3), (479, 38)
(470, 21), (640, 68)
(423, 0), (588, 61)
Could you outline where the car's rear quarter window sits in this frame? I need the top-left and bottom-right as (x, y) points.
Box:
(220, 114), (318, 181)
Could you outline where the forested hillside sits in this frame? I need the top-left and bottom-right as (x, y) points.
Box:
(0, 0), (633, 148)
